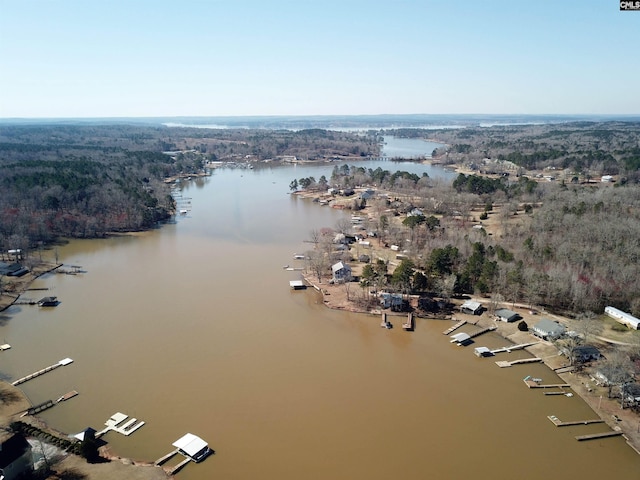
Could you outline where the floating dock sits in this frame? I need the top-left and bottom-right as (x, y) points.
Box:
(547, 415), (604, 427)
(96, 412), (145, 438)
(57, 390), (79, 402)
(11, 358), (74, 386)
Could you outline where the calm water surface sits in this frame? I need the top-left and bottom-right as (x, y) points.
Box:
(1, 157), (639, 479)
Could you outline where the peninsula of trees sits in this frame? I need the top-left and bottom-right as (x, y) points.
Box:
(0, 124), (377, 252)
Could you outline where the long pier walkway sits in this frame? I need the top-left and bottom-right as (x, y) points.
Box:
(496, 357), (543, 368)
(11, 358), (74, 386)
(576, 431), (624, 441)
(547, 415), (604, 426)
(490, 342), (538, 355)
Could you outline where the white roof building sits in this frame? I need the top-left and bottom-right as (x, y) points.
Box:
(172, 433), (210, 462)
(605, 306), (640, 330)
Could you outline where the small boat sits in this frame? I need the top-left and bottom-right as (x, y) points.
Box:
(179, 209), (188, 215)
(381, 320), (392, 329)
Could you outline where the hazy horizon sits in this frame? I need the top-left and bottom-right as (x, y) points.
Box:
(1, 1), (638, 118)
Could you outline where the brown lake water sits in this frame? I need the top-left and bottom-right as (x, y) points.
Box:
(1, 158), (640, 479)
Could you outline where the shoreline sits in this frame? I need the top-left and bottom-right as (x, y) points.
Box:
(302, 273), (640, 454)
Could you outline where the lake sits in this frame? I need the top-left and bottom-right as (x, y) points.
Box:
(1, 152), (638, 480)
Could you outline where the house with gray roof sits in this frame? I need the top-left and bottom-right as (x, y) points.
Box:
(331, 261), (352, 283)
(531, 318), (566, 340)
(460, 300), (483, 315)
(494, 308), (520, 323)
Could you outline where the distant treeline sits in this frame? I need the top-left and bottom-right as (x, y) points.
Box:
(389, 122), (640, 180)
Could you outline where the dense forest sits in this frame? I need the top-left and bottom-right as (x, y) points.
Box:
(0, 124), (377, 252)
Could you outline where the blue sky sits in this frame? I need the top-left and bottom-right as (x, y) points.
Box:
(1, 0), (638, 118)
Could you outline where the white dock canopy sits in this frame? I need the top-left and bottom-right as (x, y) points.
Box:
(289, 280), (306, 289)
(172, 433), (209, 460)
(450, 332), (471, 344)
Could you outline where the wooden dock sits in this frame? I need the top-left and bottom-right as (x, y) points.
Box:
(23, 400), (55, 416)
(468, 325), (496, 339)
(524, 378), (570, 388)
(155, 449), (179, 466)
(496, 357), (542, 368)
(547, 415), (604, 427)
(576, 431), (624, 441)
(168, 458), (192, 475)
(402, 313), (414, 331)
(442, 319), (466, 335)
(11, 358), (74, 386)
(489, 342), (537, 355)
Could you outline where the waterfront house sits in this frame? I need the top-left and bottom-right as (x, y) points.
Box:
(624, 383), (640, 406)
(0, 433), (33, 480)
(331, 262), (352, 283)
(531, 318), (566, 340)
(379, 292), (404, 310)
(359, 189), (376, 201)
(604, 306), (640, 330)
(494, 308), (520, 323)
(572, 345), (603, 363)
(460, 300), (483, 315)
